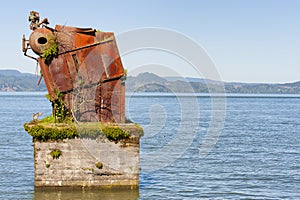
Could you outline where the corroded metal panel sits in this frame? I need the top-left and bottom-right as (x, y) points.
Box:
(49, 56), (73, 92)
(23, 12), (126, 123)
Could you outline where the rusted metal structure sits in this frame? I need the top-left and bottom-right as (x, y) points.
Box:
(23, 11), (126, 123)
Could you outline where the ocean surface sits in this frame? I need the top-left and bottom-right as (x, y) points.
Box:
(0, 92), (299, 199)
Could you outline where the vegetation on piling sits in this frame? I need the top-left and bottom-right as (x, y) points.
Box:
(45, 90), (70, 123)
(24, 123), (78, 141)
(24, 115), (143, 142)
(50, 149), (62, 159)
(95, 162), (103, 169)
(41, 34), (58, 64)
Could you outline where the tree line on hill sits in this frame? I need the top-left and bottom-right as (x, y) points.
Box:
(1, 70), (300, 94)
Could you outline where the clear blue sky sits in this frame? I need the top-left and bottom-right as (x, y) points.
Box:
(1, 0), (299, 83)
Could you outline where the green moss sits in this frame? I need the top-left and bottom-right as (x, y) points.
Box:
(42, 42), (58, 64)
(102, 126), (130, 141)
(82, 167), (94, 172)
(24, 123), (78, 141)
(38, 115), (55, 123)
(52, 90), (70, 123)
(95, 162), (103, 169)
(76, 123), (102, 138)
(77, 123), (131, 141)
(104, 35), (110, 40)
(45, 90), (71, 124)
(24, 122), (142, 142)
(50, 149), (61, 159)
(78, 79), (85, 86)
(134, 123), (144, 137)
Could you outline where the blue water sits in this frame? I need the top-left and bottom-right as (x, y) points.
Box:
(0, 92), (299, 199)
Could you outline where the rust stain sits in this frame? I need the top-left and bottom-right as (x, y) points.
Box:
(23, 11), (126, 123)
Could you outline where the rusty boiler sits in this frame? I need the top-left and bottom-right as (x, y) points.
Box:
(23, 11), (126, 123)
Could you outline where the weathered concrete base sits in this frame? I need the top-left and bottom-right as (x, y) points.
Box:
(34, 136), (140, 188)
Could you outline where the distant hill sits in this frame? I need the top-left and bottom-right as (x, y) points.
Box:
(0, 70), (23, 76)
(1, 70), (300, 94)
(0, 69), (46, 91)
(126, 72), (300, 94)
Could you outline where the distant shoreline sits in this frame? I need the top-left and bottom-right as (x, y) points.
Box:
(1, 91), (300, 99)
(1, 70), (299, 94)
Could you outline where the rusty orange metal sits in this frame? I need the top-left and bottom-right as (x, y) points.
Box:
(23, 11), (125, 123)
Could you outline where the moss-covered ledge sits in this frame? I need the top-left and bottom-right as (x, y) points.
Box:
(24, 118), (144, 142)
(24, 123), (78, 141)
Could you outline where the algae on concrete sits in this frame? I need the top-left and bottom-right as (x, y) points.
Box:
(24, 115), (144, 142)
